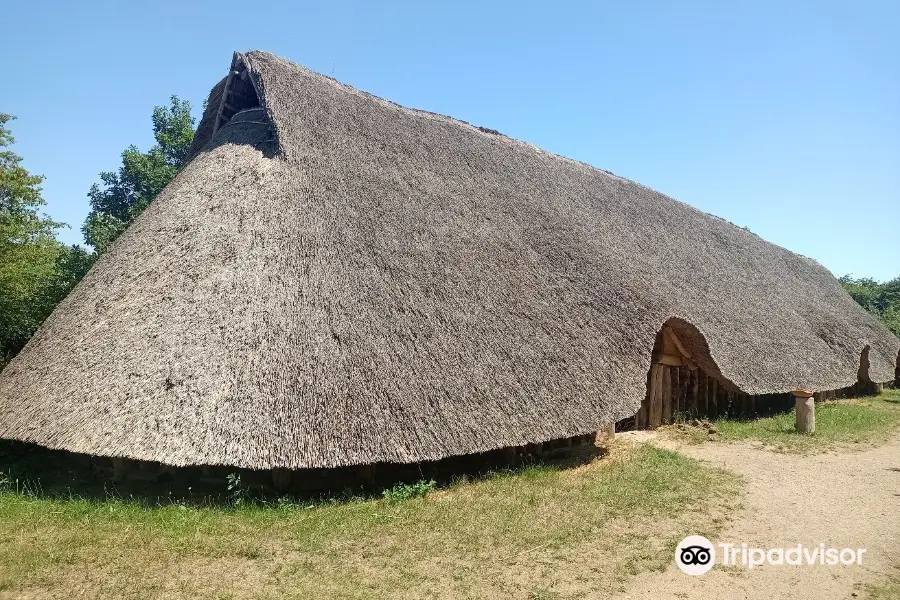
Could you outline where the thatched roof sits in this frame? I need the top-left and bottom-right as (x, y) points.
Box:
(1, 51), (897, 469)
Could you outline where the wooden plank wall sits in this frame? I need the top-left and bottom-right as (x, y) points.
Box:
(633, 365), (864, 429)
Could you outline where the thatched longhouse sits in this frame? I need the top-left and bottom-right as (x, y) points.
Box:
(1, 51), (897, 470)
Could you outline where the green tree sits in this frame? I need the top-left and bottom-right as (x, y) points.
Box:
(82, 96), (194, 254)
(0, 114), (73, 364)
(46, 244), (94, 304)
(840, 275), (900, 338)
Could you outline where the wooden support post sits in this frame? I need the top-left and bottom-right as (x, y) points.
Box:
(690, 369), (699, 417)
(661, 366), (673, 424)
(212, 56), (238, 138)
(596, 423), (616, 445)
(698, 371), (707, 418)
(676, 368), (682, 418)
(793, 389), (815, 434)
(649, 364), (664, 428)
(671, 367), (681, 419)
(718, 383), (728, 418)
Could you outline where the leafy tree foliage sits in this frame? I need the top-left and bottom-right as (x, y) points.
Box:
(0, 96), (194, 367)
(1, 97), (194, 367)
(0, 115), (60, 238)
(840, 275), (900, 338)
(0, 114), (89, 365)
(82, 96), (194, 254)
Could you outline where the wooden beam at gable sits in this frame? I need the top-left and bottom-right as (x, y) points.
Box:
(212, 52), (245, 138)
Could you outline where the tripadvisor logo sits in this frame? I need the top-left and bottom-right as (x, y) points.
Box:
(676, 535), (715, 576)
(675, 536), (867, 575)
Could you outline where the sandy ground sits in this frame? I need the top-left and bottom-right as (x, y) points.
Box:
(616, 432), (900, 600)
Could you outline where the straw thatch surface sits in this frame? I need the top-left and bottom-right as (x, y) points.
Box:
(1, 51), (897, 469)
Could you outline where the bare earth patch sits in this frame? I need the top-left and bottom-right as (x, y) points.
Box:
(618, 433), (900, 599)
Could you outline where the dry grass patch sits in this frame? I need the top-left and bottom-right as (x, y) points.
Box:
(862, 566), (900, 600)
(0, 443), (741, 599)
(664, 389), (900, 453)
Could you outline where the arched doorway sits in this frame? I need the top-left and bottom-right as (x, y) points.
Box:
(632, 319), (793, 429)
(635, 322), (697, 428)
(857, 345), (871, 396)
(855, 345), (885, 396)
(895, 349), (900, 387)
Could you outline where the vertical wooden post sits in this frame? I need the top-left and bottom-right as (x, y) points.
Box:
(792, 389), (815, 434)
(661, 366), (673, 424)
(698, 371), (707, 418)
(690, 369), (699, 417)
(649, 364), (663, 428)
(708, 378), (718, 420)
(671, 367), (681, 422)
(718, 384), (728, 418)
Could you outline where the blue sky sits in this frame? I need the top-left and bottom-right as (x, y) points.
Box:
(3, 1), (898, 280)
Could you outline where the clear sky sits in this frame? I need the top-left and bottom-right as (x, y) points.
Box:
(3, 1), (897, 280)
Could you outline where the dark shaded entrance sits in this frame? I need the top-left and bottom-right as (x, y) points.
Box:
(627, 319), (870, 430)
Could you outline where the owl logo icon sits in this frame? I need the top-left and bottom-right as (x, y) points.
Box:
(676, 536), (716, 575)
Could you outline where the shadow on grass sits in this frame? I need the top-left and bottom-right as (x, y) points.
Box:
(0, 438), (608, 508)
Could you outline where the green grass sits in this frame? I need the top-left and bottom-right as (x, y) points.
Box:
(0, 443), (741, 599)
(860, 563), (900, 599)
(864, 578), (900, 600)
(670, 388), (900, 453)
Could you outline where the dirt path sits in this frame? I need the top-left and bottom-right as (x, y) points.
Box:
(616, 433), (900, 600)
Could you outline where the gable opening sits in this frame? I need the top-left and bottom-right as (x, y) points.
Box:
(211, 52), (262, 137)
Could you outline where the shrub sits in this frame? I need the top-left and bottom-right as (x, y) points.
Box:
(382, 479), (436, 503)
(226, 472), (247, 505)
